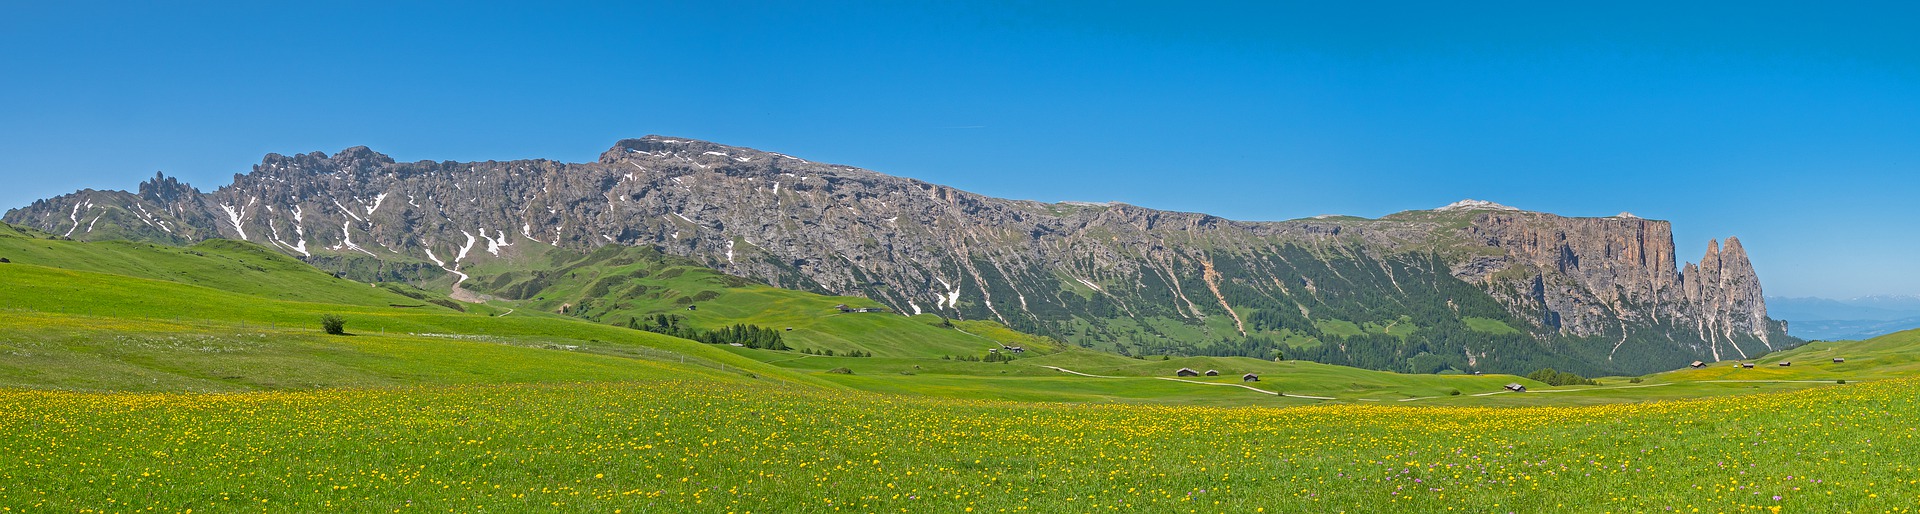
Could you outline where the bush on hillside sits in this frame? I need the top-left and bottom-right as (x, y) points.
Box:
(321, 314), (347, 335)
(826, 367), (854, 375)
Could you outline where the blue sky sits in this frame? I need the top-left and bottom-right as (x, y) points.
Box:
(2, 2), (1916, 298)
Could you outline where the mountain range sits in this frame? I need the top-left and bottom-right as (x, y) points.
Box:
(3, 136), (1797, 375)
(1767, 295), (1920, 341)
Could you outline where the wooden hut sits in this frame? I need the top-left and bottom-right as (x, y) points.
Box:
(1689, 361), (1706, 368)
(1504, 383), (1526, 392)
(1204, 369), (1220, 376)
(1242, 373), (1259, 382)
(1741, 363), (1755, 368)
(1175, 368), (1200, 377)
(1833, 358), (1846, 363)
(1779, 361), (1792, 367)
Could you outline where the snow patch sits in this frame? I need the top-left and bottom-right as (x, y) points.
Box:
(218, 201), (249, 240)
(908, 300), (922, 316)
(61, 201), (88, 237)
(1612, 212), (1641, 219)
(341, 222), (376, 257)
(1076, 277), (1103, 291)
(454, 231), (477, 262)
(933, 278), (961, 309)
(333, 199), (365, 222)
(424, 248), (446, 267)
(480, 227), (512, 256)
(366, 193), (388, 215)
(725, 240), (735, 264)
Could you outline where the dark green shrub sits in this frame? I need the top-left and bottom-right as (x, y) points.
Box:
(827, 367), (853, 375)
(320, 314), (346, 335)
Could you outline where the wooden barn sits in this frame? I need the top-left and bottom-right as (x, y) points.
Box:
(1689, 361), (1706, 368)
(1175, 368), (1200, 377)
(1833, 358), (1846, 363)
(1204, 370), (1220, 376)
(1504, 383), (1527, 392)
(1242, 373), (1259, 382)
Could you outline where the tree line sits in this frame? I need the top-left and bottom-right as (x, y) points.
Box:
(627, 314), (789, 350)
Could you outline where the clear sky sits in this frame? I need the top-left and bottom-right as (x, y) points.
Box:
(3, 2), (1916, 298)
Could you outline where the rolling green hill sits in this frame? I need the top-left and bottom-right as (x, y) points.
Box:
(0, 221), (1888, 406)
(459, 243), (1065, 359)
(3, 221), (1919, 512)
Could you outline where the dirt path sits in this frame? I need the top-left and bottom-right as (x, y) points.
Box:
(1040, 366), (1335, 400)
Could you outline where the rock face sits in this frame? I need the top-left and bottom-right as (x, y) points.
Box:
(4, 136), (1794, 374)
(1459, 212), (1781, 361)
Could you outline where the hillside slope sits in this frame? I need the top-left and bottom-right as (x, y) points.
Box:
(5, 138), (1796, 375)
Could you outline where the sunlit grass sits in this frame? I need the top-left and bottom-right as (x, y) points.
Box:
(2, 377), (1915, 512)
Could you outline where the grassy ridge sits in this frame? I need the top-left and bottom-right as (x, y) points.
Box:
(0, 260), (828, 391)
(461, 244), (1062, 358)
(0, 231), (444, 309)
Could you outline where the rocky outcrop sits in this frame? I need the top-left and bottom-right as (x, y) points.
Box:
(1456, 211), (1783, 360)
(4, 136), (1794, 374)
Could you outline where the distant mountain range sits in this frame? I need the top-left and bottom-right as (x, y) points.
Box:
(4, 136), (1797, 375)
(1767, 295), (1920, 341)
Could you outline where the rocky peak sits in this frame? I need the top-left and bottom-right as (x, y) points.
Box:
(256, 146), (394, 176)
(331, 146), (395, 166)
(1436, 199), (1524, 212)
(600, 135), (770, 165)
(137, 172), (200, 204)
(2, 136), (1796, 375)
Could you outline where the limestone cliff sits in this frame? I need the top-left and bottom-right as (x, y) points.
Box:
(4, 136), (1795, 374)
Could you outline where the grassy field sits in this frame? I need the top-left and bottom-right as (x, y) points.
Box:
(3, 376), (1915, 512)
(6, 225), (1920, 512)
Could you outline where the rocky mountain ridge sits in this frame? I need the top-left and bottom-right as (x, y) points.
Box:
(5, 136), (1794, 374)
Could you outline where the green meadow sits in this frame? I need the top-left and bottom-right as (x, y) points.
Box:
(3, 225), (1919, 512)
